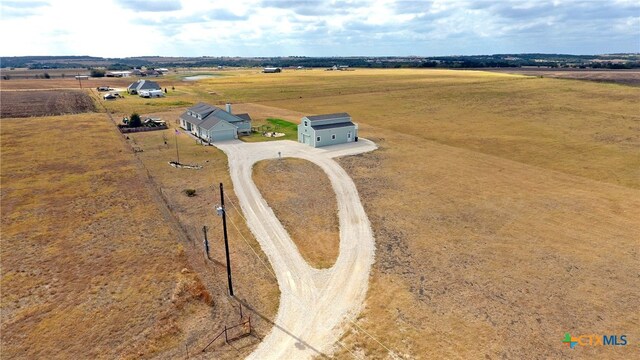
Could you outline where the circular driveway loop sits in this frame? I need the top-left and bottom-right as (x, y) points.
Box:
(214, 139), (378, 359)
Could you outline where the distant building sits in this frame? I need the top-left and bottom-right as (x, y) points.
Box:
(263, 67), (282, 73)
(144, 70), (162, 77)
(179, 103), (252, 142)
(127, 80), (161, 95)
(106, 71), (131, 77)
(298, 113), (358, 148)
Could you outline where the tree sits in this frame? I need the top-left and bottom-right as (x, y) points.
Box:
(129, 113), (142, 127)
(90, 69), (105, 77)
(43, 72), (51, 79)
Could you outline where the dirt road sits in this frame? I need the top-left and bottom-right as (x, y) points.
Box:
(215, 139), (378, 359)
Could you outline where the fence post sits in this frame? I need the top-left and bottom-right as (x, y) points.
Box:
(224, 325), (228, 344)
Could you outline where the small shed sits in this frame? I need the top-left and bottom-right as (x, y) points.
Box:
(263, 67), (282, 73)
(297, 113), (358, 148)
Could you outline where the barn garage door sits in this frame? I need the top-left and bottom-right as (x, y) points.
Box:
(210, 129), (236, 141)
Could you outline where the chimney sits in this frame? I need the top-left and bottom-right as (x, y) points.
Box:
(225, 103), (231, 113)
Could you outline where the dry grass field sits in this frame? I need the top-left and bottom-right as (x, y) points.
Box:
(485, 68), (640, 86)
(2, 68), (638, 359)
(334, 129), (639, 358)
(0, 113), (215, 358)
(0, 90), (95, 118)
(1, 87), (279, 358)
(242, 69), (638, 358)
(95, 106), (281, 358)
(253, 158), (340, 269)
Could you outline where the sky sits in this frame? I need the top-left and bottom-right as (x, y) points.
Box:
(1, 0), (639, 57)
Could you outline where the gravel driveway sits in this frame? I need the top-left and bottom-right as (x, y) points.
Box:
(215, 139), (377, 359)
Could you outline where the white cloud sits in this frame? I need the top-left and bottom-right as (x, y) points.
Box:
(0, 0), (638, 57)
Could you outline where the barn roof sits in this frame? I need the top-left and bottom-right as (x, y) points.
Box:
(305, 113), (351, 121)
(310, 121), (355, 130)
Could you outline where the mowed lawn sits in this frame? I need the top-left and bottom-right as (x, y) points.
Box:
(0, 113), (214, 358)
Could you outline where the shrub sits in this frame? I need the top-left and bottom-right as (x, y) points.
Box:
(43, 73), (51, 79)
(184, 189), (196, 197)
(129, 113), (142, 127)
(90, 69), (105, 77)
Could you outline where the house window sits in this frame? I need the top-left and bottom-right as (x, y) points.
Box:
(304, 121), (308, 126)
(348, 132), (351, 138)
(331, 134), (336, 140)
(316, 136), (321, 142)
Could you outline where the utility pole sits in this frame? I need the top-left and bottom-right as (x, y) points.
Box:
(203, 225), (210, 260)
(217, 183), (234, 297)
(174, 129), (180, 164)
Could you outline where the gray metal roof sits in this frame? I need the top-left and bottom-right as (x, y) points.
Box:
(235, 113), (252, 121)
(310, 121), (355, 130)
(199, 116), (226, 131)
(188, 102), (217, 118)
(128, 80), (161, 91)
(181, 103), (249, 130)
(179, 112), (204, 126)
(305, 112), (351, 121)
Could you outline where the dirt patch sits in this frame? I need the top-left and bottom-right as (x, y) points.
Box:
(0, 90), (95, 118)
(252, 158), (340, 269)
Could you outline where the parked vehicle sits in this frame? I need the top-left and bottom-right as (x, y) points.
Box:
(139, 89), (164, 98)
(103, 92), (121, 100)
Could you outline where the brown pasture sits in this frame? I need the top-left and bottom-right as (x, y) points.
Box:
(0, 90), (95, 118)
(484, 68), (640, 86)
(2, 69), (638, 359)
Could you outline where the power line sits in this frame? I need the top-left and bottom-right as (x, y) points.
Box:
(227, 216), (359, 359)
(226, 215), (277, 280)
(223, 191), (399, 358)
